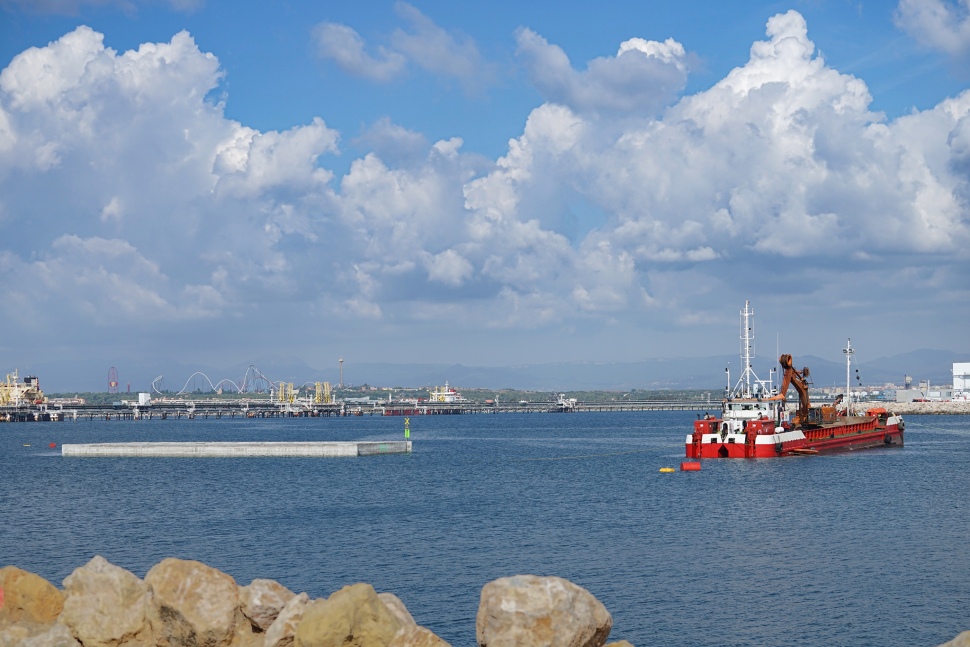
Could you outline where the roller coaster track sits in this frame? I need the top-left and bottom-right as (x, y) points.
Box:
(152, 365), (280, 396)
(238, 365), (277, 393)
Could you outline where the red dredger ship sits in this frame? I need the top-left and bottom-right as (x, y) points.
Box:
(686, 301), (904, 459)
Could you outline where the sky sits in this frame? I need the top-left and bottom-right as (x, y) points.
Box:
(0, 0), (969, 387)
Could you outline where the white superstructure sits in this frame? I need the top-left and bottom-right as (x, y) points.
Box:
(429, 381), (465, 403)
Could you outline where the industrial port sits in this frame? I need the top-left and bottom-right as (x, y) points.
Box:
(0, 369), (721, 422)
(2, 360), (968, 423)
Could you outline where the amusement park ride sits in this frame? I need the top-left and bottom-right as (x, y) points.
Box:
(150, 365), (334, 404)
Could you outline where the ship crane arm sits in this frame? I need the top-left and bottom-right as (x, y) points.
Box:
(768, 353), (812, 426)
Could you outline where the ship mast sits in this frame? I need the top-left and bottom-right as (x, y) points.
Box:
(843, 338), (854, 413)
(734, 300), (759, 397)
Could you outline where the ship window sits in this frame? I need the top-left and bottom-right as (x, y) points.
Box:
(728, 438), (736, 444)
(710, 438), (717, 443)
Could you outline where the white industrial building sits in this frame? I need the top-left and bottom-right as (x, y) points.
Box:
(891, 363), (970, 402)
(955, 362), (970, 400)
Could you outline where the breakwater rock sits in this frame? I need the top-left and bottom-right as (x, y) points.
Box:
(0, 557), (632, 647)
(877, 400), (970, 415)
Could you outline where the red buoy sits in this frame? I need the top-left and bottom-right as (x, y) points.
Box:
(680, 461), (701, 471)
(49, 442), (56, 449)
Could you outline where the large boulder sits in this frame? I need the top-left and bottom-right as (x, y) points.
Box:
(387, 625), (451, 647)
(475, 575), (612, 647)
(938, 631), (970, 647)
(294, 583), (403, 647)
(0, 565), (64, 627)
(264, 592), (309, 647)
(0, 625), (32, 644)
(240, 578), (296, 631)
(377, 593), (416, 628)
(377, 593), (449, 647)
(144, 558), (241, 647)
(58, 556), (152, 647)
(21, 623), (83, 647)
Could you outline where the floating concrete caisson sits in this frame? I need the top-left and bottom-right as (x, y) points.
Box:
(61, 441), (411, 458)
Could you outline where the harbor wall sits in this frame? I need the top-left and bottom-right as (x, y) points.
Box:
(60, 441), (411, 458)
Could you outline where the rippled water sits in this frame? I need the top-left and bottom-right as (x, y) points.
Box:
(2, 412), (968, 646)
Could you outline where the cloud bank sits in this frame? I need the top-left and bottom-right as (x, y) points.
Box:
(0, 9), (968, 369)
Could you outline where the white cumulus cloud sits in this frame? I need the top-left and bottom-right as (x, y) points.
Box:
(312, 2), (495, 93)
(0, 26), (343, 342)
(469, 10), (970, 323)
(514, 27), (689, 115)
(0, 11), (968, 367)
(895, 0), (970, 61)
(312, 22), (406, 83)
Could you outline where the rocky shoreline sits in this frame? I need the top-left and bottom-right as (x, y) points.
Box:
(1, 557), (631, 647)
(1, 557), (967, 647)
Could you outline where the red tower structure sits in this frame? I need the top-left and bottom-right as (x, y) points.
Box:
(108, 367), (119, 394)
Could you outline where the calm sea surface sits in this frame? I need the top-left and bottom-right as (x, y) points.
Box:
(2, 411), (968, 646)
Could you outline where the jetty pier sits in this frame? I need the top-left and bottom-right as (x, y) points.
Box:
(1, 396), (719, 422)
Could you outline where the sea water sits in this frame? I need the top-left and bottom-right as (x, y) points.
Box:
(2, 412), (968, 646)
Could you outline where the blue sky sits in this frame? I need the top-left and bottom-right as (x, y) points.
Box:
(0, 0), (968, 389)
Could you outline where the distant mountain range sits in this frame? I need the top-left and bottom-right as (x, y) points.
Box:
(27, 348), (969, 394)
